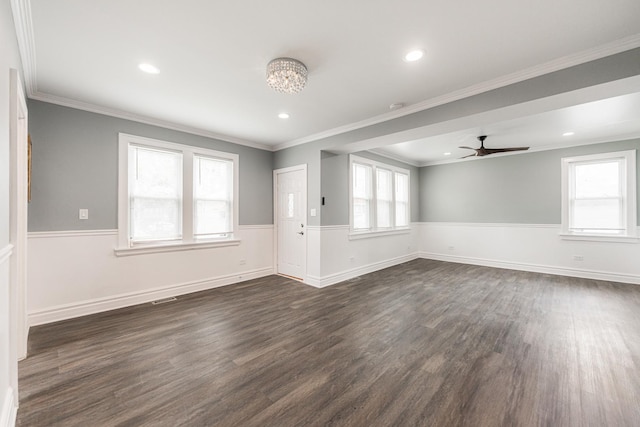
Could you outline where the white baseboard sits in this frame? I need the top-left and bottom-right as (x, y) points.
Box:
(28, 267), (274, 326)
(419, 252), (640, 285)
(1, 387), (16, 427)
(306, 253), (419, 288)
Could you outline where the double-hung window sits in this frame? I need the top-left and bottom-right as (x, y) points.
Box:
(117, 134), (239, 255)
(561, 150), (637, 241)
(350, 155), (410, 235)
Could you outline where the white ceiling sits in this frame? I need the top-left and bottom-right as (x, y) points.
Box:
(19, 0), (640, 156)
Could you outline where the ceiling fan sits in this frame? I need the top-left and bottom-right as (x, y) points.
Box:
(459, 135), (529, 158)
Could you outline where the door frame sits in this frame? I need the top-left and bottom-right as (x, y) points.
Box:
(273, 164), (307, 282)
(9, 68), (29, 389)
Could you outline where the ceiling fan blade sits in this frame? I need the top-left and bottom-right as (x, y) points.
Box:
(483, 147), (529, 154)
(460, 153), (478, 159)
(458, 146), (476, 150)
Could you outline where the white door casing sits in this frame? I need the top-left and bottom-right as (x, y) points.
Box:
(274, 165), (307, 280)
(9, 69), (29, 388)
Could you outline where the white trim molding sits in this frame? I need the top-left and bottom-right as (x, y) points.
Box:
(28, 267), (273, 326)
(0, 387), (17, 427)
(306, 253), (418, 288)
(10, 0), (36, 95)
(28, 229), (118, 239)
(30, 92), (270, 151)
(0, 244), (14, 265)
(238, 224), (274, 230)
(419, 252), (640, 285)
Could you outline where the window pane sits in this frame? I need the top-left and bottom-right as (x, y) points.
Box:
(395, 172), (409, 227)
(377, 169), (392, 228)
(353, 198), (370, 229)
(129, 146), (182, 241)
(571, 199), (622, 231)
(353, 163), (372, 229)
(194, 156), (233, 236)
(574, 161), (620, 198)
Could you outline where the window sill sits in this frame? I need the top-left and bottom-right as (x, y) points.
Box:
(114, 238), (241, 257)
(559, 233), (639, 244)
(348, 227), (411, 240)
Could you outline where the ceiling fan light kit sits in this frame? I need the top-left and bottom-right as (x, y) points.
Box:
(459, 135), (530, 158)
(266, 57), (308, 94)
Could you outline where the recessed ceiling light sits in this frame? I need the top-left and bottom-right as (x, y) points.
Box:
(563, 131), (575, 137)
(404, 49), (424, 62)
(138, 63), (160, 74)
(444, 152), (451, 156)
(278, 113), (290, 119)
(389, 103), (404, 110)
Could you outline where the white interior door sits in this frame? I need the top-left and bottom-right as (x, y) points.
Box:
(275, 166), (307, 280)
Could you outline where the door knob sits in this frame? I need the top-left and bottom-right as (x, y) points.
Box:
(297, 231), (304, 235)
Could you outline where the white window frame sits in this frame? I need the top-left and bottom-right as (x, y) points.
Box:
(349, 155), (411, 239)
(560, 149), (637, 242)
(116, 133), (240, 256)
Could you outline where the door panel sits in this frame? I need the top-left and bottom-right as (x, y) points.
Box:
(276, 167), (306, 279)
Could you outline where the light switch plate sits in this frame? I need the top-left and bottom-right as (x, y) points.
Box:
(79, 209), (89, 220)
(310, 208), (317, 217)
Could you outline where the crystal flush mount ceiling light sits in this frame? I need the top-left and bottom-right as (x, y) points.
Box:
(266, 58), (308, 94)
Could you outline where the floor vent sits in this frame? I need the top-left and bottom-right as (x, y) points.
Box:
(151, 297), (177, 305)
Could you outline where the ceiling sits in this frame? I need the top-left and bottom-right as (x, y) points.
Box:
(374, 92), (640, 165)
(17, 0), (640, 157)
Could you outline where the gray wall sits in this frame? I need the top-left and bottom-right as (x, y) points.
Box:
(273, 142), (322, 226)
(419, 139), (640, 223)
(28, 100), (274, 231)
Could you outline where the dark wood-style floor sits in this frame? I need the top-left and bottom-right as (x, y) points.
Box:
(17, 259), (640, 426)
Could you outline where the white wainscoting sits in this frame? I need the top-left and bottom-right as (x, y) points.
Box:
(1, 243), (17, 427)
(417, 222), (640, 285)
(0, 387), (16, 427)
(305, 225), (420, 288)
(27, 226), (274, 326)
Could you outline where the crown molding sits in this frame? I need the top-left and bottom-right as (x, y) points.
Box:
(11, 0), (37, 95)
(274, 34), (640, 152)
(367, 148), (421, 167)
(29, 91), (272, 152)
(11, 0), (272, 152)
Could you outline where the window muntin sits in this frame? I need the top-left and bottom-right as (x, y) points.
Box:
(118, 134), (239, 251)
(561, 150), (636, 239)
(350, 155), (410, 234)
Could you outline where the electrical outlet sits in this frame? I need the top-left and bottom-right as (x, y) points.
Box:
(573, 255), (584, 261)
(448, 245), (455, 251)
(79, 209), (89, 220)
(239, 259), (246, 265)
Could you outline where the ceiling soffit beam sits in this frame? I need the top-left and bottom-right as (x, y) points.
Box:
(321, 49), (640, 156)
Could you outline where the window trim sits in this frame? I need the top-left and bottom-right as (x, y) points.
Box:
(349, 154), (411, 238)
(117, 133), (240, 255)
(560, 149), (637, 242)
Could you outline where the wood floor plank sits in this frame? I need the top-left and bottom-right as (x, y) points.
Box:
(17, 259), (640, 426)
